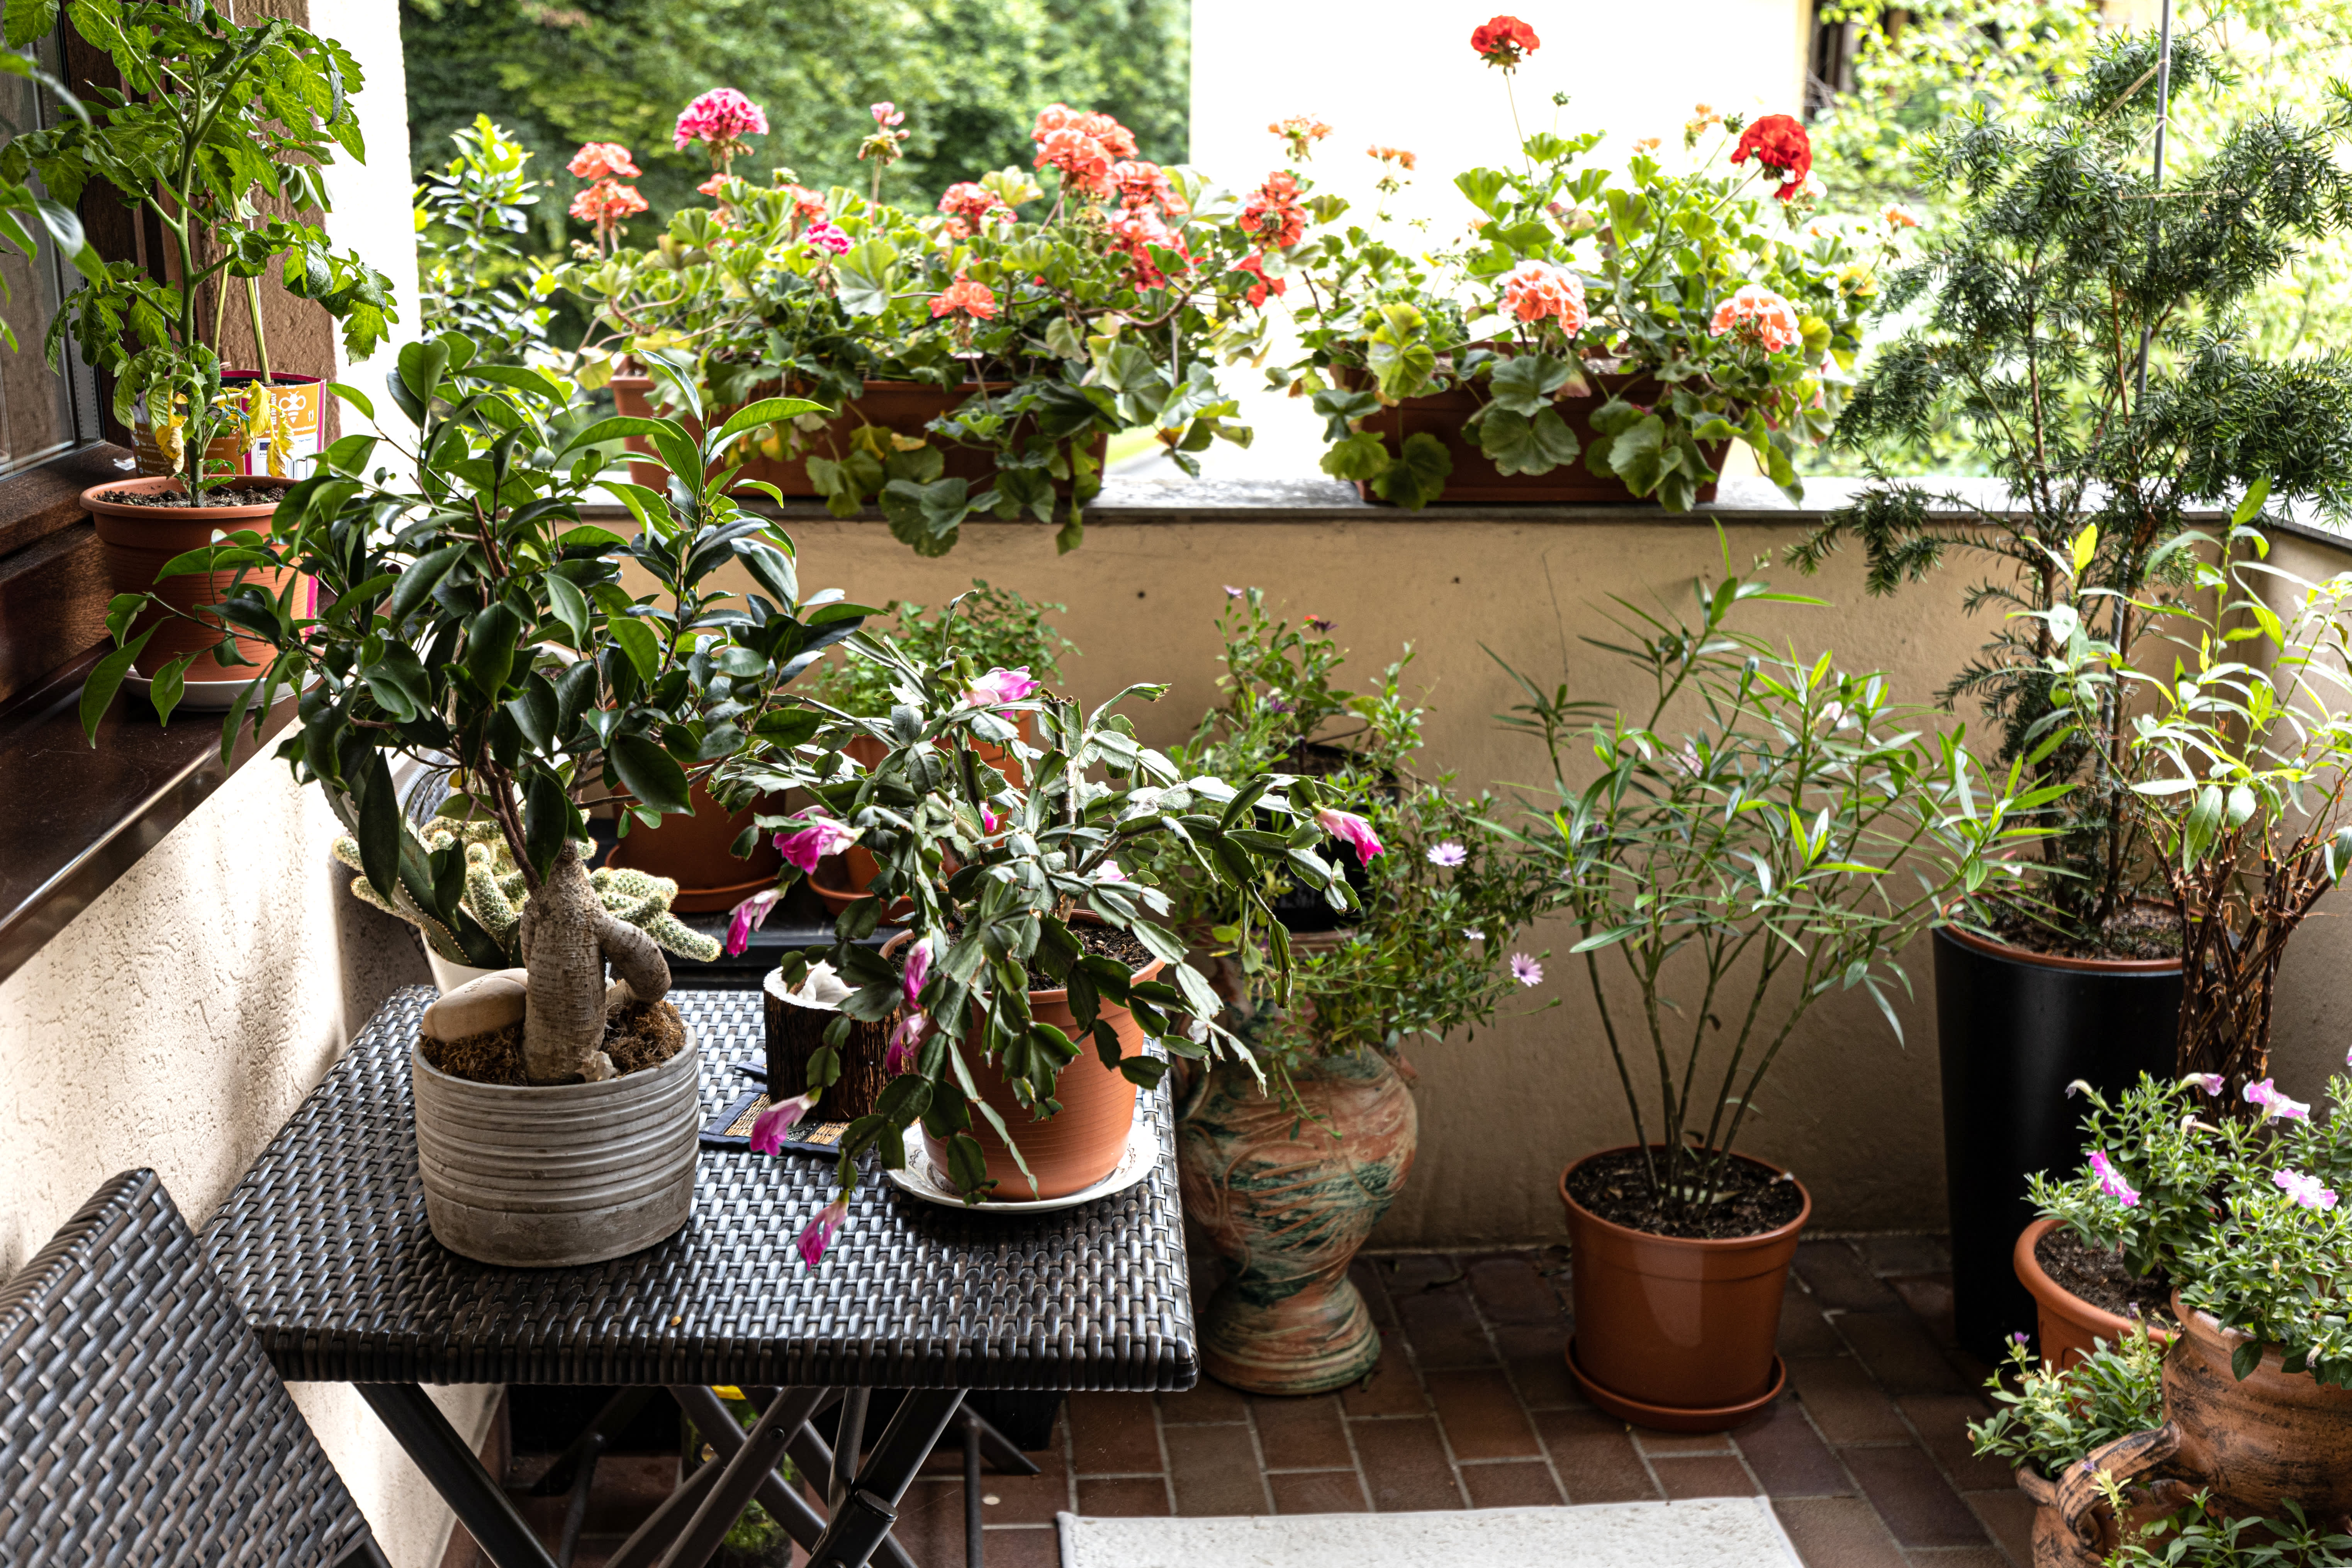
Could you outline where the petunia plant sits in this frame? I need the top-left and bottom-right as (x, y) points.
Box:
(1273, 18), (1896, 509)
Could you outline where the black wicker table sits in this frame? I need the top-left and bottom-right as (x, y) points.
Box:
(202, 987), (1198, 1568)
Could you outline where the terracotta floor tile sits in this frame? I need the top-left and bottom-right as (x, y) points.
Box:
(1781, 1282), (1850, 1357)
(1461, 1459), (1565, 1507)
(1842, 1445), (1989, 1548)
(1653, 1455), (1761, 1498)
(1347, 1259), (1400, 1329)
(1835, 1311), (1971, 1396)
(1161, 1422), (1270, 1516)
(1425, 1368), (1541, 1459)
(978, 1524), (1060, 1568)
(972, 1442), (1072, 1525)
(1066, 1391), (1161, 1476)
(1349, 1416), (1465, 1511)
(1074, 1476), (1171, 1517)
(1897, 1395), (2011, 1493)
(1966, 1484), (2037, 1566)
(1269, 1469), (1371, 1514)
(1787, 1355), (1911, 1444)
(1795, 1241), (1904, 1312)
(1633, 1427), (1734, 1456)
(1535, 1408), (1659, 1504)
(1161, 1376), (1252, 1425)
(1857, 1235), (1951, 1276)
(1735, 1398), (1853, 1498)
(887, 1478), (969, 1568)
(1889, 1276), (1958, 1347)
(1377, 1254), (1464, 1295)
(1249, 1395), (1353, 1471)
(1466, 1254), (1565, 1325)
(1493, 1322), (1582, 1409)
(1901, 1548), (2010, 1568)
(1774, 1496), (1910, 1568)
(1339, 1332), (1430, 1418)
(1395, 1284), (1497, 1370)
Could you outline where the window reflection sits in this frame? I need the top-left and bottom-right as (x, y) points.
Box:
(0, 32), (86, 480)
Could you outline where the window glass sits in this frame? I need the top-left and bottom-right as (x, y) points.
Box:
(0, 31), (90, 480)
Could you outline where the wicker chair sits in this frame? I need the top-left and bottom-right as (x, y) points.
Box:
(0, 1169), (392, 1568)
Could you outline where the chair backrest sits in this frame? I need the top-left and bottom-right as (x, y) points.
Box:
(0, 1169), (388, 1568)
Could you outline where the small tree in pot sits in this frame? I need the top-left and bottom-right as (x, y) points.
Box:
(1499, 545), (2047, 1429)
(79, 331), (862, 1263)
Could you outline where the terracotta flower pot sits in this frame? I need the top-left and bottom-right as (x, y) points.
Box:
(2014, 1217), (2172, 1372)
(82, 475), (305, 682)
(604, 778), (784, 913)
(2016, 1462), (2187, 1568)
(1175, 1049), (1417, 1394)
(2056, 1294), (2352, 1548)
(1558, 1146), (1811, 1432)
(918, 950), (1161, 1201)
(1330, 368), (1730, 507)
(131, 371), (326, 481)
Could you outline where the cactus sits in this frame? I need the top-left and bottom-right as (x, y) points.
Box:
(335, 819), (721, 968)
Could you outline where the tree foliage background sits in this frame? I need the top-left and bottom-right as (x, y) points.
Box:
(402, 0), (1191, 240)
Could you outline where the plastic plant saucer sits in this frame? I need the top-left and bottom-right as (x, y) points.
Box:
(884, 1110), (1156, 1213)
(1564, 1337), (1787, 1433)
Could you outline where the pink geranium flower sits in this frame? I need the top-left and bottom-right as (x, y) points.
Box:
(568, 142), (640, 181)
(871, 101), (906, 127)
(1502, 260), (1587, 332)
(802, 220), (851, 255)
(674, 87), (768, 153)
(1711, 284), (1804, 354)
(963, 666), (1039, 711)
(2245, 1078), (2312, 1121)
(2089, 1150), (2141, 1208)
(724, 888), (780, 956)
(796, 1196), (850, 1267)
(1315, 806), (1383, 866)
(2277, 1168), (2340, 1211)
(749, 1089), (820, 1155)
(774, 809), (860, 874)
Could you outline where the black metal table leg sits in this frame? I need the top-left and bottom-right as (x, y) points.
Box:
(832, 1386), (870, 1509)
(357, 1383), (559, 1568)
(694, 1387), (919, 1568)
(651, 1387), (826, 1568)
(670, 1385), (834, 1552)
(805, 1390), (968, 1568)
(963, 1411), (984, 1568)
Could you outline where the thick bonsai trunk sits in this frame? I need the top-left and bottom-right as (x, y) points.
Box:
(519, 843), (673, 1083)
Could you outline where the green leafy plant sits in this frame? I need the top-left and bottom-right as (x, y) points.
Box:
(801, 580), (1075, 720)
(415, 115), (553, 363)
(1497, 542), (2054, 1219)
(1788, 32), (2352, 956)
(1968, 1329), (2167, 1478)
(77, 330), (865, 1084)
(9, 0), (396, 490)
(2101, 1498), (2352, 1568)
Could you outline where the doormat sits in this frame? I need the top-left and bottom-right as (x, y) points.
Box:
(1055, 1498), (1803, 1568)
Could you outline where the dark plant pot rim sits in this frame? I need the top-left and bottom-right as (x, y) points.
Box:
(1558, 1142), (1814, 1249)
(83, 472), (296, 520)
(1938, 918), (2183, 976)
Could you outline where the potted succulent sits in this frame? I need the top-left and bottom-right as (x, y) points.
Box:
(1786, 30), (2352, 1357)
(708, 607), (1343, 1255)
(1501, 545), (2047, 1430)
(1274, 17), (1887, 510)
(587, 92), (1273, 553)
(16, 0), (394, 700)
(2028, 1070), (2352, 1548)
(1164, 593), (1555, 1394)
(78, 331), (863, 1267)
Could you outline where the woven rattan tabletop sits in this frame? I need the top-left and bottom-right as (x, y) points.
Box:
(202, 987), (1196, 1392)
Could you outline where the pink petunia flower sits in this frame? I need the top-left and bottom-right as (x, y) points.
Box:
(796, 1196), (850, 1267)
(749, 1089), (820, 1155)
(2184, 1073), (2227, 1096)
(2089, 1149), (2141, 1208)
(963, 666), (1039, 712)
(674, 87), (769, 153)
(725, 888), (781, 956)
(774, 809), (860, 874)
(1315, 806), (1383, 866)
(1510, 954), (1544, 987)
(2277, 1168), (2340, 1211)
(2245, 1078), (2313, 1121)
(1427, 841), (1467, 867)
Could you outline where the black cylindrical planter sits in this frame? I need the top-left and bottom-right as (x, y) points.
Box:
(1934, 925), (2181, 1363)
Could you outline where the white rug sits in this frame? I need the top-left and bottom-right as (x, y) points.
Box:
(1056, 1498), (1804, 1568)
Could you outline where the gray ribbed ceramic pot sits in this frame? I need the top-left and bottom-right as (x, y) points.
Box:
(409, 1029), (699, 1268)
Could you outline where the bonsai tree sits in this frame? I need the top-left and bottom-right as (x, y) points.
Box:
(1788, 30), (2352, 954)
(78, 332), (863, 1082)
(10, 0), (396, 490)
(1498, 543), (2052, 1220)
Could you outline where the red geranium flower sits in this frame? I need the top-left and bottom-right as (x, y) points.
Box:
(931, 275), (998, 321)
(1240, 170), (1307, 250)
(1231, 253), (1285, 309)
(1471, 15), (1540, 68)
(1731, 113), (1812, 201)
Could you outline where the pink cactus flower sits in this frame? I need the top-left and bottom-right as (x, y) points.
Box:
(674, 88), (769, 153)
(901, 937), (933, 1010)
(749, 1089), (820, 1155)
(796, 1196), (850, 1267)
(2277, 1168), (2340, 1211)
(774, 809), (859, 874)
(2089, 1150), (2141, 1208)
(979, 804), (1003, 834)
(963, 665), (1040, 715)
(2245, 1078), (2312, 1121)
(1510, 953), (1544, 987)
(884, 1012), (926, 1076)
(724, 888), (781, 956)
(1314, 806), (1383, 865)
(1097, 860), (1128, 882)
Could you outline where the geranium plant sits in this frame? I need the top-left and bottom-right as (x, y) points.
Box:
(76, 331), (865, 1082)
(1273, 18), (1894, 509)
(10, 0), (395, 490)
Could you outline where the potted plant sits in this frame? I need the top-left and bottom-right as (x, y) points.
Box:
(1500, 544), (2047, 1430)
(413, 115), (555, 364)
(1272, 18), (1885, 510)
(709, 610), (1339, 1252)
(587, 92), (1273, 553)
(2028, 1071), (2352, 1545)
(15, 0), (394, 699)
(1164, 595), (1555, 1394)
(78, 331), (863, 1267)
(1968, 1329), (2177, 1563)
(1787, 31), (2352, 1357)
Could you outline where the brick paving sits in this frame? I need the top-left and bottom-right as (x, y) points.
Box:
(487, 1233), (2025, 1567)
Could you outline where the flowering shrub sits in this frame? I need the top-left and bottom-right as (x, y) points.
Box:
(1968, 1331), (2165, 1478)
(2032, 1071), (2352, 1385)
(1276, 51), (1897, 508)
